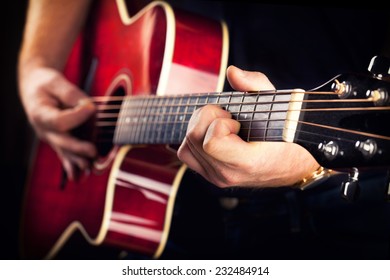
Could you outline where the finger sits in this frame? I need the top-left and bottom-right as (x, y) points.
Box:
(54, 142), (93, 181)
(61, 156), (77, 181)
(177, 137), (208, 176)
(39, 71), (96, 131)
(226, 65), (275, 91)
(178, 136), (224, 186)
(59, 152), (89, 181)
(203, 117), (247, 163)
(46, 131), (97, 158)
(62, 149), (91, 171)
(186, 105), (231, 146)
(45, 71), (93, 108)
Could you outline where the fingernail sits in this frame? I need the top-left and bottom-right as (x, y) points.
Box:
(78, 98), (95, 110)
(235, 66), (247, 77)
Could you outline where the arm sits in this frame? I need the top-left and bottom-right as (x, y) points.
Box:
(18, 0), (95, 180)
(177, 65), (320, 188)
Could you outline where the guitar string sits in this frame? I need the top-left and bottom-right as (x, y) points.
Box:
(89, 88), (383, 118)
(93, 98), (377, 113)
(81, 90), (390, 142)
(93, 122), (363, 146)
(93, 110), (390, 140)
(92, 106), (390, 139)
(95, 104), (388, 119)
(88, 90), (340, 103)
(93, 117), (390, 143)
(88, 89), (340, 111)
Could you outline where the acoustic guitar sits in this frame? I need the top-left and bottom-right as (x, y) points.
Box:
(20, 0), (390, 259)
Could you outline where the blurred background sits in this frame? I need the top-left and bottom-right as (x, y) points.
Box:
(1, 0), (31, 259)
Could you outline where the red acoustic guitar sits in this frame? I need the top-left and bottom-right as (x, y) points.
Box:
(21, 0), (390, 259)
(21, 0), (228, 259)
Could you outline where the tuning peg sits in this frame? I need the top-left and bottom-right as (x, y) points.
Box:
(368, 55), (390, 79)
(355, 139), (377, 158)
(340, 168), (360, 202)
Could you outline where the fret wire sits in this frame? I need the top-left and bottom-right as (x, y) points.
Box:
(171, 97), (178, 143)
(248, 94), (258, 141)
(165, 97), (172, 143)
(150, 97), (159, 143)
(183, 96), (191, 136)
(143, 97), (152, 143)
(115, 98), (126, 144)
(236, 94), (244, 140)
(126, 98), (135, 143)
(132, 98), (140, 143)
(163, 97), (171, 143)
(159, 97), (167, 142)
(266, 92), (277, 140)
(226, 93), (232, 114)
(167, 96), (174, 143)
(140, 98), (149, 143)
(178, 96), (187, 142)
(216, 93), (221, 112)
(172, 96), (182, 143)
(143, 98), (151, 143)
(136, 98), (144, 144)
(156, 97), (165, 143)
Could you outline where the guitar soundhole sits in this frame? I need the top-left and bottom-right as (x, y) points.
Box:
(95, 87), (125, 157)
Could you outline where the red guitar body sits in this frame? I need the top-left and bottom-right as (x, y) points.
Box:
(21, 0), (228, 259)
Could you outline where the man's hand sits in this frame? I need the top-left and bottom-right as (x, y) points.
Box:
(19, 66), (97, 181)
(177, 65), (320, 188)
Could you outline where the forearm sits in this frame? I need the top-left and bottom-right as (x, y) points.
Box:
(18, 0), (92, 74)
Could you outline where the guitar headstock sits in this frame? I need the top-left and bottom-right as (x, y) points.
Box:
(291, 71), (390, 170)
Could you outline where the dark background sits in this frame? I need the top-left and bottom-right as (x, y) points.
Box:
(1, 0), (390, 260)
(1, 0), (31, 260)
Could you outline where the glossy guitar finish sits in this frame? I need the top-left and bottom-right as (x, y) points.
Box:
(21, 0), (228, 259)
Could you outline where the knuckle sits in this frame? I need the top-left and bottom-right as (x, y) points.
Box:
(202, 137), (217, 154)
(51, 117), (67, 132)
(186, 126), (202, 141)
(29, 111), (41, 125)
(214, 167), (239, 188)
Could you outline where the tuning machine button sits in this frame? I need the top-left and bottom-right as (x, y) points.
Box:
(340, 167), (360, 202)
(355, 139), (377, 158)
(368, 55), (390, 80)
(318, 141), (340, 160)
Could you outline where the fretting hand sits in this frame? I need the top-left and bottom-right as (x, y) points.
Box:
(177, 65), (320, 188)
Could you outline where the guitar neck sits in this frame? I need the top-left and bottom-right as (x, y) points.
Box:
(113, 91), (292, 145)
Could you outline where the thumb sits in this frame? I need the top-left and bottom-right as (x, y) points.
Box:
(46, 70), (92, 108)
(226, 65), (275, 91)
(43, 71), (96, 132)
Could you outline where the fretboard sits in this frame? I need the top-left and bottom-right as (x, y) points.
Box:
(113, 91), (291, 145)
